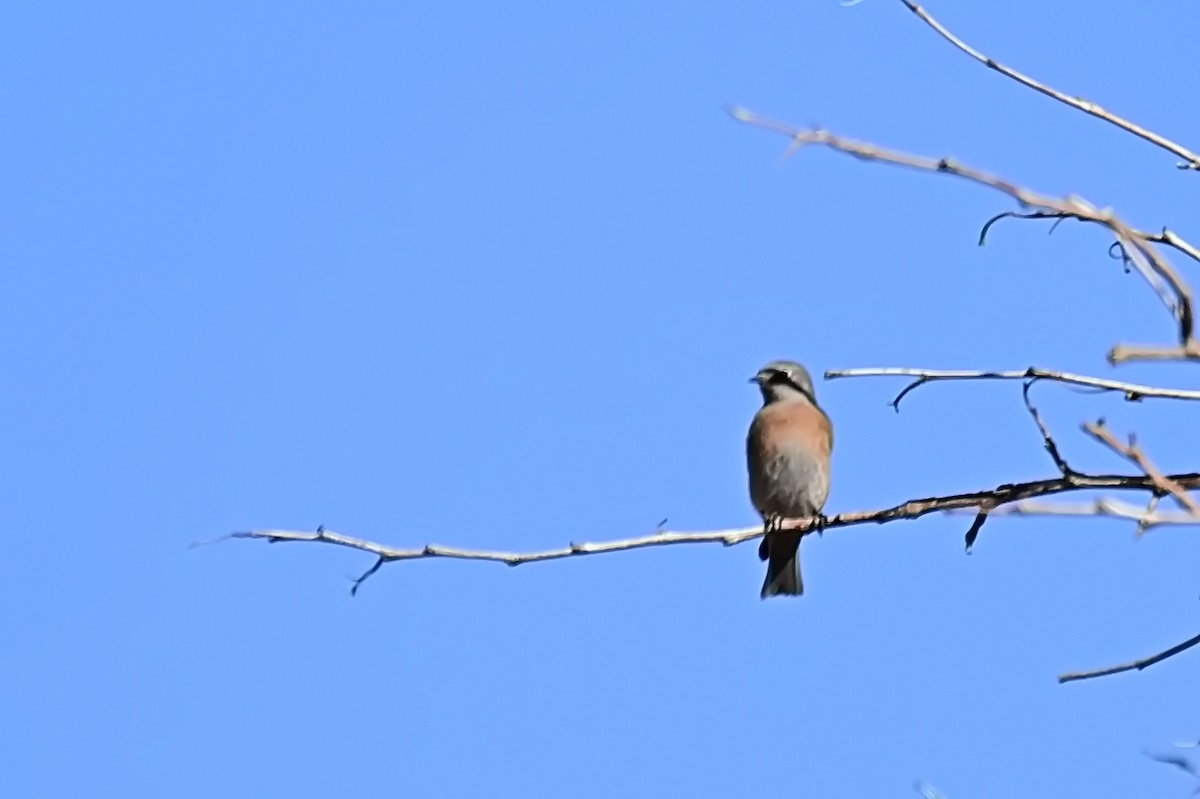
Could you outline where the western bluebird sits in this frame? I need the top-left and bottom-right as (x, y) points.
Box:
(746, 359), (833, 598)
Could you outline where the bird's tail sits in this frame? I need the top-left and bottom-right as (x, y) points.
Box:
(760, 530), (803, 599)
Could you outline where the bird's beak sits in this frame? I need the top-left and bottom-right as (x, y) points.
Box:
(748, 376), (760, 384)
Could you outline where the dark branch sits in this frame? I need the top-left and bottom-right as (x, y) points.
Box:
(1082, 421), (1200, 514)
(1059, 631), (1200, 683)
(1022, 380), (1075, 476)
(979, 211), (1200, 272)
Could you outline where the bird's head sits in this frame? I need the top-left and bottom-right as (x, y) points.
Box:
(750, 359), (818, 405)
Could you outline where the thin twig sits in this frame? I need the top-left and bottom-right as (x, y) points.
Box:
(1059, 631), (1200, 683)
(900, 0), (1200, 170)
(1143, 750), (1200, 781)
(1134, 494), (1163, 539)
(1021, 380), (1074, 476)
(728, 108), (1197, 363)
(979, 212), (1200, 272)
(825, 366), (1200, 407)
(991, 498), (1200, 530)
(1082, 420), (1200, 514)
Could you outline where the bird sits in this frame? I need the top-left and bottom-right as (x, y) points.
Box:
(746, 359), (833, 599)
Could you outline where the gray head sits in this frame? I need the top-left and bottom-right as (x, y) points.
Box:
(750, 359), (818, 406)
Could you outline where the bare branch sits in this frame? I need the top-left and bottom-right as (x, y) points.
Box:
(1108, 339), (1200, 365)
(220, 523), (769, 569)
(728, 108), (1197, 362)
(825, 366), (1200, 406)
(1083, 420), (1200, 514)
(217, 469), (1200, 593)
(991, 498), (1200, 530)
(1059, 631), (1200, 684)
(900, 0), (1200, 170)
(1145, 227), (1200, 265)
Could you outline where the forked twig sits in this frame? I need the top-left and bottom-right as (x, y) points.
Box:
(1083, 421), (1200, 514)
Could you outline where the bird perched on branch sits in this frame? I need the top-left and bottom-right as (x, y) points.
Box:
(746, 359), (833, 598)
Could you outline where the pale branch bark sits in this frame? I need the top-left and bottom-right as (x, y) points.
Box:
(211, 469), (1200, 595)
(1144, 228), (1200, 265)
(1135, 494), (1164, 538)
(1058, 631), (1200, 684)
(823, 367), (1200, 408)
(990, 498), (1200, 531)
(1082, 420), (1200, 514)
(727, 108), (1198, 364)
(899, 0), (1200, 171)
(1108, 339), (1200, 364)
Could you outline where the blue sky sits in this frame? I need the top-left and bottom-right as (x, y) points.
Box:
(4, 1), (1200, 796)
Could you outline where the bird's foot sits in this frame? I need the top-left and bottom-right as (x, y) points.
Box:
(813, 513), (829, 537)
(758, 515), (780, 561)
